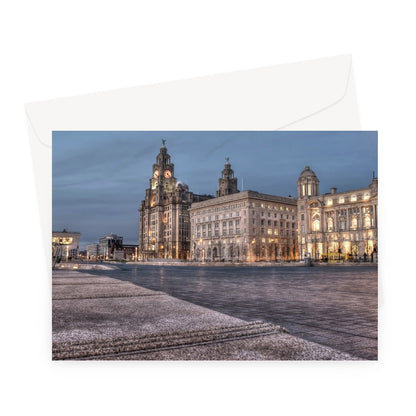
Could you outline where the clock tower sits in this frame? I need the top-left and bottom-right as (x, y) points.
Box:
(139, 140), (213, 261)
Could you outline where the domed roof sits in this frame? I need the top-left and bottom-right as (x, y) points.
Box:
(299, 165), (317, 178)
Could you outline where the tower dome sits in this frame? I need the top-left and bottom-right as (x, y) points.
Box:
(299, 165), (317, 178)
(297, 166), (319, 197)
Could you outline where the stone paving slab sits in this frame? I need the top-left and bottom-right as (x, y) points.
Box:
(52, 270), (355, 360)
(53, 282), (162, 300)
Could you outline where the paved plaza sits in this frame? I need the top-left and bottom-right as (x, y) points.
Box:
(85, 264), (378, 360)
(52, 269), (355, 360)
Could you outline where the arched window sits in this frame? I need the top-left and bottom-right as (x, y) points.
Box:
(327, 218), (334, 232)
(364, 215), (371, 228)
(312, 214), (320, 231)
(351, 217), (358, 230)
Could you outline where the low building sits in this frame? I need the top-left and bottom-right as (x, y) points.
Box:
(52, 229), (81, 260)
(297, 166), (378, 262)
(86, 243), (100, 260)
(122, 244), (138, 261)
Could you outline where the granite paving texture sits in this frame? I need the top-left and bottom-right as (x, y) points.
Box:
(89, 264), (377, 359)
(52, 270), (355, 360)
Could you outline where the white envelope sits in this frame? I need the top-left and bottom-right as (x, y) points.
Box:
(25, 54), (360, 262)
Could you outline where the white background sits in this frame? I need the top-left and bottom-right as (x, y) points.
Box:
(1, 1), (415, 415)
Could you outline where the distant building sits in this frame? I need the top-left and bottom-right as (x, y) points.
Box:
(113, 250), (125, 261)
(297, 166), (378, 261)
(139, 141), (213, 260)
(52, 229), (81, 260)
(122, 244), (138, 261)
(87, 243), (100, 260)
(190, 161), (298, 262)
(99, 234), (123, 259)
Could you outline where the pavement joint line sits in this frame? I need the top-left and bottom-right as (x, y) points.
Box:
(52, 293), (166, 300)
(53, 282), (127, 285)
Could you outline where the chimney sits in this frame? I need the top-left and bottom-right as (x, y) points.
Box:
(330, 187), (337, 194)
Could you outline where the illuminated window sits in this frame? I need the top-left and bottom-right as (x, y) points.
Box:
(338, 197), (344, 204)
(351, 217), (358, 230)
(327, 199), (333, 206)
(327, 218), (334, 232)
(364, 193), (370, 200)
(364, 215), (371, 228)
(351, 195), (357, 202)
(52, 237), (73, 245)
(312, 214), (320, 231)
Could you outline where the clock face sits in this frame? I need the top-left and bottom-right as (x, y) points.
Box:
(153, 170), (159, 178)
(164, 170), (172, 179)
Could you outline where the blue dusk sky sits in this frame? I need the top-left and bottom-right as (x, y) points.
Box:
(53, 131), (377, 249)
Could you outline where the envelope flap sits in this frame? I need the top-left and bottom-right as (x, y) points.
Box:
(26, 55), (353, 147)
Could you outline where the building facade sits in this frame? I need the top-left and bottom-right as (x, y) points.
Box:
(297, 166), (378, 262)
(138, 141), (212, 260)
(99, 233), (123, 259)
(137, 144), (377, 263)
(52, 229), (81, 260)
(190, 161), (298, 262)
(86, 243), (99, 260)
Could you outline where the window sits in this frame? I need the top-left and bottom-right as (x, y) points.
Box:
(327, 218), (334, 232)
(312, 214), (320, 231)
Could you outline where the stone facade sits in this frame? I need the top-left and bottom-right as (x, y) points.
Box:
(190, 190), (298, 262)
(297, 166), (378, 262)
(138, 144), (378, 263)
(190, 160), (298, 262)
(138, 142), (212, 260)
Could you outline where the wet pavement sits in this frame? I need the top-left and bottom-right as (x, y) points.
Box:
(83, 264), (378, 359)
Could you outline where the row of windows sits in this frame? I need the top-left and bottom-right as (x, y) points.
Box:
(326, 193), (371, 205)
(194, 202), (296, 217)
(194, 203), (247, 216)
